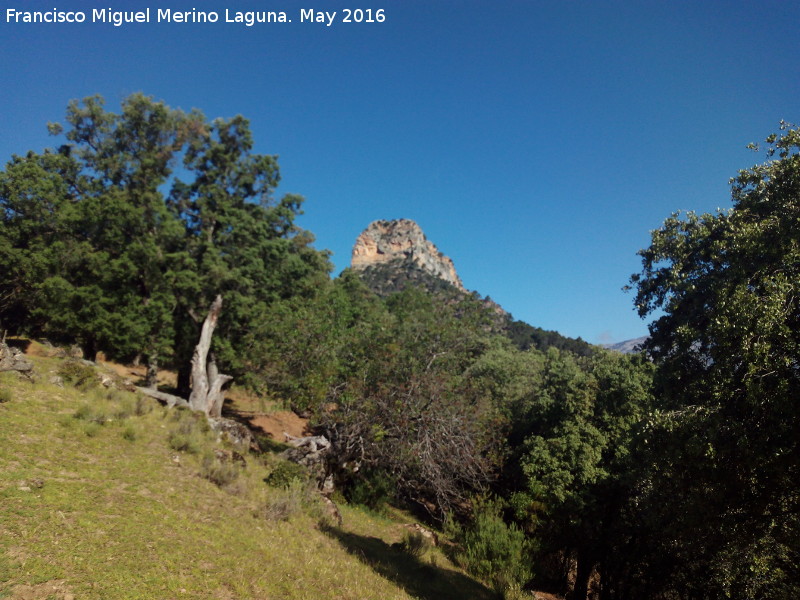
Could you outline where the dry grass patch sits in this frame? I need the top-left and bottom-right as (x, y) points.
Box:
(0, 358), (494, 600)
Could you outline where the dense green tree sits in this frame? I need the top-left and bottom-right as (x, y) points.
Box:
(239, 270), (382, 409)
(319, 286), (501, 518)
(1, 94), (331, 390)
(504, 318), (594, 357)
(1, 95), (195, 363)
(464, 338), (545, 448)
(55, 94), (189, 367)
(626, 123), (800, 598)
(167, 110), (331, 394)
(0, 149), (86, 335)
(509, 349), (653, 599)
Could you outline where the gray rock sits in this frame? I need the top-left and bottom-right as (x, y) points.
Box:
(351, 219), (465, 291)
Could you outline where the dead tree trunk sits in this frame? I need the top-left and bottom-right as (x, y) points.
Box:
(188, 295), (233, 417)
(144, 354), (158, 389)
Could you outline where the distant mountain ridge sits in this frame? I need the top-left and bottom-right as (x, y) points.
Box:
(603, 336), (648, 354)
(350, 219), (594, 357)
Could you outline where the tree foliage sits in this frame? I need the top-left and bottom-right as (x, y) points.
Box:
(0, 94), (330, 381)
(319, 287), (501, 518)
(625, 122), (800, 598)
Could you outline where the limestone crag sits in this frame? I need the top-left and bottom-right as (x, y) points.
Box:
(351, 219), (465, 291)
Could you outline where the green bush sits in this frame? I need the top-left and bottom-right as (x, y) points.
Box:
(454, 502), (532, 591)
(265, 460), (308, 488)
(134, 394), (152, 416)
(262, 478), (308, 521)
(122, 425), (137, 441)
(200, 454), (241, 488)
(0, 388), (12, 403)
(73, 402), (109, 425)
(400, 530), (430, 558)
(168, 410), (211, 454)
(57, 360), (97, 389)
(112, 396), (136, 421)
(82, 421), (102, 437)
(500, 581), (532, 600)
(168, 431), (204, 454)
(345, 470), (396, 512)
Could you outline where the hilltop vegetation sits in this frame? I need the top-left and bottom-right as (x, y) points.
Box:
(1, 96), (799, 598)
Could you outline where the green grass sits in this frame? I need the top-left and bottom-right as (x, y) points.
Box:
(0, 357), (498, 599)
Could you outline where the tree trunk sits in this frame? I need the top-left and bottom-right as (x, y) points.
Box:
(206, 354), (233, 417)
(177, 364), (192, 398)
(188, 295), (233, 416)
(144, 354), (158, 389)
(572, 549), (595, 600)
(83, 337), (98, 362)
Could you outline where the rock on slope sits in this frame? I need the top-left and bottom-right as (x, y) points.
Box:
(350, 218), (595, 356)
(351, 219), (465, 292)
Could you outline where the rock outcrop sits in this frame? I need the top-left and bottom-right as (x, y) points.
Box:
(0, 340), (33, 376)
(351, 219), (465, 292)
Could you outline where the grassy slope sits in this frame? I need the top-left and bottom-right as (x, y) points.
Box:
(0, 357), (496, 600)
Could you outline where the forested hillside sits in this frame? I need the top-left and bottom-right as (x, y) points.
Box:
(1, 96), (798, 599)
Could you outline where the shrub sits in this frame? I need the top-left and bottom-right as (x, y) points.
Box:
(73, 402), (109, 425)
(501, 582), (532, 600)
(0, 388), (12, 403)
(265, 460), (308, 488)
(262, 478), (307, 521)
(57, 360), (97, 389)
(82, 421), (102, 437)
(168, 431), (204, 454)
(168, 411), (210, 454)
(134, 394), (152, 416)
(400, 530), (430, 558)
(122, 425), (137, 441)
(200, 454), (242, 488)
(454, 501), (532, 591)
(345, 469), (396, 512)
(96, 390), (136, 421)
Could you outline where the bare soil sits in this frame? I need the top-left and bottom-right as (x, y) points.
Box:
(20, 339), (311, 442)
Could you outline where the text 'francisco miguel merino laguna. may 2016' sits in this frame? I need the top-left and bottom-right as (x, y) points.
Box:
(5, 7), (386, 27)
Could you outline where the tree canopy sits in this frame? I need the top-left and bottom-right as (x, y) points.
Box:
(626, 122), (800, 599)
(0, 94), (331, 385)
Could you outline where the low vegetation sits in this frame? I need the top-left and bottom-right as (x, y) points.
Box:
(0, 356), (504, 600)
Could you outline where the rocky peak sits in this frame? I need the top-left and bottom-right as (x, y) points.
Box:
(351, 219), (465, 291)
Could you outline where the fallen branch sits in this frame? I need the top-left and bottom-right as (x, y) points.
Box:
(135, 386), (190, 409)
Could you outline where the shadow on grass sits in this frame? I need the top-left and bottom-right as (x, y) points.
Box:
(322, 526), (498, 600)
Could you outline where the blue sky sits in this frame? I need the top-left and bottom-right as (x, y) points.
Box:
(1, 1), (798, 343)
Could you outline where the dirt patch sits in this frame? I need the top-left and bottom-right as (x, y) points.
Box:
(14, 338), (73, 359)
(99, 361), (176, 388)
(248, 410), (310, 440)
(9, 580), (74, 600)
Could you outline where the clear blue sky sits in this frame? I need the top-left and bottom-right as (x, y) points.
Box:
(2, 1), (798, 343)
